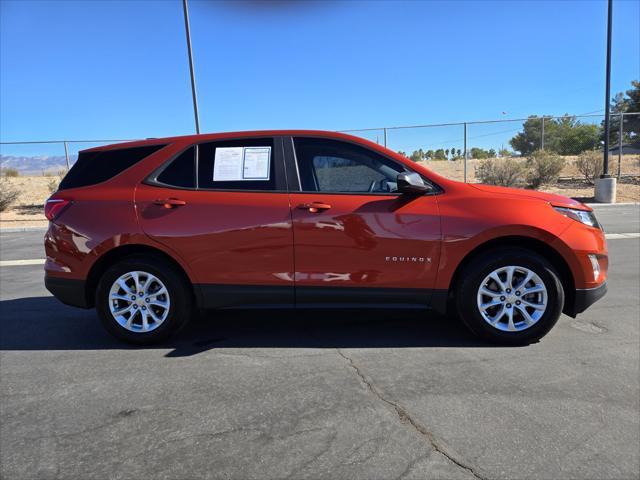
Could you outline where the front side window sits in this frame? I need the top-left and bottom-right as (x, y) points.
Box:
(198, 138), (276, 191)
(293, 137), (405, 193)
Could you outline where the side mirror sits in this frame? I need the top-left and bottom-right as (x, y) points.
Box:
(397, 172), (429, 194)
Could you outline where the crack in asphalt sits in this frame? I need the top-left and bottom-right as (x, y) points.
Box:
(336, 349), (488, 480)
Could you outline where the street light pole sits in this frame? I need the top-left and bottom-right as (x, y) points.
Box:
(602, 0), (613, 176)
(595, 0), (616, 202)
(182, 0), (200, 134)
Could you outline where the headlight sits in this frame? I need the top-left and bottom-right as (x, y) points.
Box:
(553, 207), (601, 229)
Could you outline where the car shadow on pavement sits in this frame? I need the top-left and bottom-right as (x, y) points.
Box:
(0, 296), (509, 356)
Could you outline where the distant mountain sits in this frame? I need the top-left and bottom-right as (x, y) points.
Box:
(0, 155), (77, 175)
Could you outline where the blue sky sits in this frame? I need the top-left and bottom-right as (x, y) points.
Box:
(1, 0), (638, 156)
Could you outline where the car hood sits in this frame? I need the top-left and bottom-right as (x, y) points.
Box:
(469, 184), (591, 210)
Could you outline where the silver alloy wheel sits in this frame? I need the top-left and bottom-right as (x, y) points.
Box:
(476, 265), (548, 332)
(108, 271), (170, 333)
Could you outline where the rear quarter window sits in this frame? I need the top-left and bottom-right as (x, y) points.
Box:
(59, 145), (166, 190)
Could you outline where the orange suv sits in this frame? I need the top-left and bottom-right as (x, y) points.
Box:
(44, 130), (608, 345)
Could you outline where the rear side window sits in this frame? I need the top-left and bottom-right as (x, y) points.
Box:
(197, 138), (276, 191)
(59, 145), (165, 190)
(156, 147), (195, 188)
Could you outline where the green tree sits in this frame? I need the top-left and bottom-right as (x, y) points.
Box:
(509, 116), (545, 154)
(426, 150), (434, 160)
(470, 147), (490, 159)
(433, 149), (447, 160)
(456, 148), (462, 158)
(510, 115), (600, 155)
(409, 149), (425, 162)
(398, 150), (407, 157)
(602, 80), (639, 146)
(488, 149), (496, 158)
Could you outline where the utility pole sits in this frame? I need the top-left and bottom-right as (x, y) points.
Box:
(595, 0), (616, 202)
(182, 0), (201, 134)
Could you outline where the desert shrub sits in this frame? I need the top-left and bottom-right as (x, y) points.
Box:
(3, 168), (20, 178)
(526, 150), (565, 189)
(47, 177), (59, 194)
(0, 178), (20, 212)
(476, 158), (528, 187)
(575, 150), (603, 185)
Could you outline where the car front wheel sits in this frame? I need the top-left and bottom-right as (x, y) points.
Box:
(456, 248), (564, 345)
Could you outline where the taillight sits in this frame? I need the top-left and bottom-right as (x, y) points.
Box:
(44, 199), (71, 221)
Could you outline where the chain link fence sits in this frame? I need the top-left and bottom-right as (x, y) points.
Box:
(1, 113), (638, 183)
(342, 113), (640, 184)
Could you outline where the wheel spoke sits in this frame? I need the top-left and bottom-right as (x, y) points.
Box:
(148, 308), (162, 323)
(489, 272), (506, 292)
(131, 272), (140, 293)
(523, 285), (544, 295)
(480, 286), (500, 298)
(124, 309), (138, 329)
(117, 279), (133, 294)
(516, 305), (535, 325)
(517, 271), (533, 289)
(505, 266), (515, 289)
(506, 308), (516, 331)
(141, 310), (150, 331)
(110, 293), (131, 301)
(113, 304), (133, 316)
(520, 299), (545, 310)
(489, 305), (506, 325)
(480, 298), (502, 310)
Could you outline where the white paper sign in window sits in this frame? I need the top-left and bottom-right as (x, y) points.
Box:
(212, 146), (271, 181)
(213, 147), (243, 181)
(243, 147), (271, 180)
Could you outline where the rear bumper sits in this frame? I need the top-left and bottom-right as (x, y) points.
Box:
(566, 281), (607, 317)
(45, 275), (90, 309)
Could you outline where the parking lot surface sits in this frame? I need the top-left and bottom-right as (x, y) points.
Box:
(1, 205), (639, 479)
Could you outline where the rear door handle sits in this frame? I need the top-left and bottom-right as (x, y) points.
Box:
(153, 198), (187, 209)
(297, 202), (332, 213)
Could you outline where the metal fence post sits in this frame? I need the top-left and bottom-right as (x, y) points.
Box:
(463, 122), (468, 183)
(63, 141), (70, 171)
(383, 128), (387, 148)
(541, 117), (545, 151)
(617, 112), (623, 178)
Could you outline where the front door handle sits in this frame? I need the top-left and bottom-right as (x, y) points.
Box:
(297, 202), (332, 213)
(153, 198), (187, 209)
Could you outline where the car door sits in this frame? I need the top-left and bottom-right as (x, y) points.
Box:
(135, 136), (294, 308)
(287, 136), (441, 306)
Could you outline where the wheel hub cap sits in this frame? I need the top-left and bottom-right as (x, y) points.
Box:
(476, 266), (548, 332)
(108, 271), (170, 333)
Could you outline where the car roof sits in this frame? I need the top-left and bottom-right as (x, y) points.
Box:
(83, 130), (380, 152)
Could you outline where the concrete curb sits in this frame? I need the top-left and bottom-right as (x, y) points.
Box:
(0, 226), (48, 233)
(586, 202), (639, 207)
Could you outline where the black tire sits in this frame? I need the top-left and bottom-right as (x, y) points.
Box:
(456, 247), (564, 345)
(96, 254), (192, 345)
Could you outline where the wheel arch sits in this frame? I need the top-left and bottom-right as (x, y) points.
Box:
(84, 244), (194, 308)
(438, 235), (575, 317)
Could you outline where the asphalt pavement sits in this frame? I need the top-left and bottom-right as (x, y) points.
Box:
(1, 204), (639, 479)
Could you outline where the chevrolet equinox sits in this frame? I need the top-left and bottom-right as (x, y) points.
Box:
(44, 131), (608, 345)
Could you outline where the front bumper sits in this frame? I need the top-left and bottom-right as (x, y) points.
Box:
(45, 275), (90, 309)
(565, 281), (607, 317)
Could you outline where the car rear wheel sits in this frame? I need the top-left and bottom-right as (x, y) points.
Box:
(96, 255), (192, 345)
(456, 248), (564, 345)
